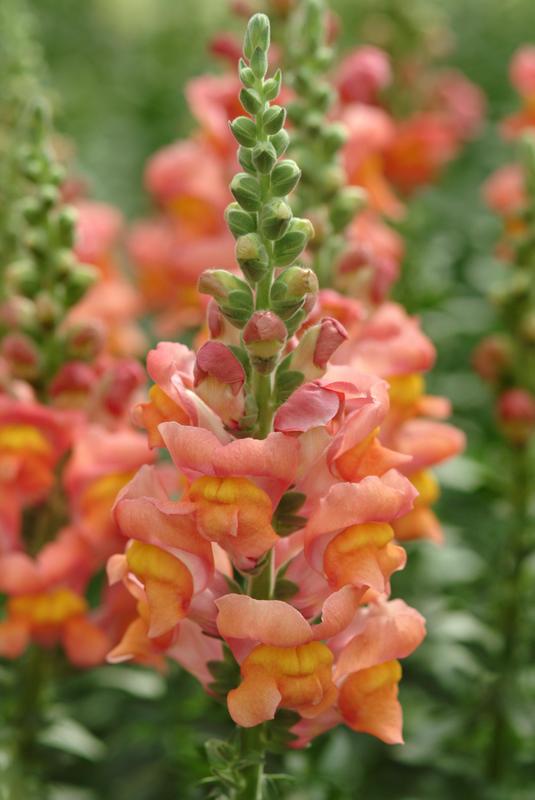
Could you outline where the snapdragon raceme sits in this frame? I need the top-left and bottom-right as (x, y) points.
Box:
(0, 7), (151, 792)
(269, 0), (466, 547)
(109, 14), (430, 798)
(475, 49), (535, 785)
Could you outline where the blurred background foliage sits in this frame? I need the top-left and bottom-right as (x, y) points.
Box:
(6, 0), (535, 796)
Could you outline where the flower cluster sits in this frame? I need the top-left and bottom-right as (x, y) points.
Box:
(0, 103), (151, 668)
(109, 15), (463, 760)
(477, 48), (535, 443)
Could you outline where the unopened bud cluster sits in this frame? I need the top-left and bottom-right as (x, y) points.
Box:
(0, 104), (99, 390)
(282, 0), (366, 286)
(198, 13), (347, 436)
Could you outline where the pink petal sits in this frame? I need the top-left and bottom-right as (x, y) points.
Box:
(216, 594), (312, 649)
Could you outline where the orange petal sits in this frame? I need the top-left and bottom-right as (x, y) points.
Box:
(339, 660), (403, 744)
(62, 617), (110, 667)
(0, 618), (29, 658)
(126, 541), (194, 637)
(227, 665), (282, 727)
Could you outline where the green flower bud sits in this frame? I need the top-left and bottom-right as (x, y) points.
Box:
(319, 164), (345, 196)
(243, 13), (270, 60)
(259, 199), (293, 240)
(271, 159), (301, 197)
(230, 172), (262, 212)
(263, 69), (282, 101)
(270, 129), (290, 157)
(230, 116), (257, 148)
(5, 259), (39, 296)
(238, 146), (256, 174)
(39, 184), (60, 210)
(252, 142), (277, 174)
(240, 87), (263, 116)
(273, 218), (314, 266)
(262, 105), (286, 135)
(238, 58), (256, 88)
(35, 291), (62, 326)
(272, 266), (319, 300)
(65, 263), (99, 306)
(20, 198), (42, 225)
(56, 207), (78, 248)
(224, 202), (257, 238)
(329, 187), (367, 232)
(235, 233), (269, 282)
(251, 47), (268, 80)
(270, 266), (318, 321)
(322, 122), (348, 155)
(198, 269), (252, 302)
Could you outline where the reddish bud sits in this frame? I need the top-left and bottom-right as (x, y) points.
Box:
(65, 321), (105, 360)
(243, 311), (287, 373)
(497, 388), (535, 444)
(50, 361), (95, 408)
(472, 335), (512, 383)
(1, 333), (40, 379)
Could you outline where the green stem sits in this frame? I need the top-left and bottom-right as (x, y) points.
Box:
(236, 725), (265, 800)
(487, 444), (530, 783)
(4, 645), (52, 799)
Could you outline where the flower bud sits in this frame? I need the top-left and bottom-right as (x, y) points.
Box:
(199, 270), (254, 327)
(240, 87), (263, 116)
(252, 141), (277, 174)
(238, 146), (256, 174)
(1, 333), (40, 379)
(270, 266), (318, 320)
(198, 269), (250, 301)
(322, 122), (348, 155)
(235, 233), (269, 282)
(472, 335), (512, 383)
(49, 361), (95, 408)
(263, 69), (282, 101)
(243, 13), (270, 60)
(259, 199), (292, 239)
(262, 105), (286, 135)
(65, 263), (99, 306)
(35, 291), (62, 326)
(0, 296), (36, 329)
(329, 187), (367, 232)
(243, 311), (287, 373)
(224, 202), (257, 238)
(250, 46), (268, 80)
(271, 159), (301, 197)
(290, 317), (348, 380)
(230, 116), (257, 148)
(65, 321), (105, 360)
(270, 129), (290, 157)
(497, 388), (535, 445)
(230, 172), (262, 212)
(238, 61), (256, 88)
(273, 218), (314, 266)
(5, 260), (39, 295)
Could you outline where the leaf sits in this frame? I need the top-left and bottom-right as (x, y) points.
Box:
(39, 718), (106, 761)
(92, 666), (166, 699)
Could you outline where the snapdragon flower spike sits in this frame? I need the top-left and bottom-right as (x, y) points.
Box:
(108, 14), (428, 775)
